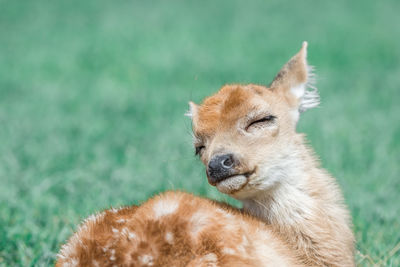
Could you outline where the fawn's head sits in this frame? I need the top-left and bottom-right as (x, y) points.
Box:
(188, 42), (320, 199)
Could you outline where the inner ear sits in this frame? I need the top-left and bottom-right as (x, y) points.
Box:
(269, 42), (319, 113)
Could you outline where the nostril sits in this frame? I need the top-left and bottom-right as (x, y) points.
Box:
(221, 156), (234, 169)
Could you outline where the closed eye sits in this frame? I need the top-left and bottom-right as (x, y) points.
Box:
(246, 115), (276, 130)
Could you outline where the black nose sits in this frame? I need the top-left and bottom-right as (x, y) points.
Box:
(207, 154), (236, 184)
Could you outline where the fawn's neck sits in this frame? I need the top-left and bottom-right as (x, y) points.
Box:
(241, 143), (355, 267)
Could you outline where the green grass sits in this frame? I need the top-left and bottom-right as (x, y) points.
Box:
(0, 0), (399, 265)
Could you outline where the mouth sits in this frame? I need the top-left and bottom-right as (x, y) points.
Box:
(215, 171), (254, 194)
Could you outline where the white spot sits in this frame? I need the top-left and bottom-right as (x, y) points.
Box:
(129, 232), (138, 240)
(139, 254), (154, 266)
(112, 228), (119, 234)
(217, 208), (234, 220)
(190, 211), (210, 237)
(62, 258), (79, 267)
(222, 247), (236, 255)
(116, 218), (126, 223)
(153, 199), (179, 218)
(70, 258), (79, 267)
(110, 249), (116, 261)
(121, 227), (137, 241)
(92, 260), (100, 267)
(121, 228), (139, 242)
(165, 231), (174, 244)
(238, 235), (250, 253)
(200, 253), (218, 266)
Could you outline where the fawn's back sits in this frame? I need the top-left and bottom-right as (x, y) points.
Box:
(56, 191), (301, 266)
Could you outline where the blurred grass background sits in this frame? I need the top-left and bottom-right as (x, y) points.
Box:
(0, 0), (399, 266)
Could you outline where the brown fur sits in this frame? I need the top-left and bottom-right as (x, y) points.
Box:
(56, 192), (302, 266)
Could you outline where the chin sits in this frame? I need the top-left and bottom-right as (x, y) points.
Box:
(214, 173), (258, 199)
(215, 174), (248, 195)
(217, 172), (282, 200)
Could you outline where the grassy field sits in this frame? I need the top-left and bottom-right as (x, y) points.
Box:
(0, 0), (399, 265)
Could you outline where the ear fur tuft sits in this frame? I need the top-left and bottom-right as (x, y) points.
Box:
(299, 65), (320, 113)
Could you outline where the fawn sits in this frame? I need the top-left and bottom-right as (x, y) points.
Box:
(57, 42), (355, 266)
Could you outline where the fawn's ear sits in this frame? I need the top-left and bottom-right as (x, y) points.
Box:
(269, 42), (319, 116)
(185, 101), (198, 123)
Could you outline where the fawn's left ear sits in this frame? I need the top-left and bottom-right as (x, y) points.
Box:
(185, 101), (198, 123)
(269, 42), (319, 117)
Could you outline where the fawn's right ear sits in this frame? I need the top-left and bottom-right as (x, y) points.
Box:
(185, 101), (198, 124)
(269, 42), (319, 116)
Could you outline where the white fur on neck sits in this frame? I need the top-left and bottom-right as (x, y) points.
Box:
(241, 145), (316, 225)
(242, 179), (315, 226)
